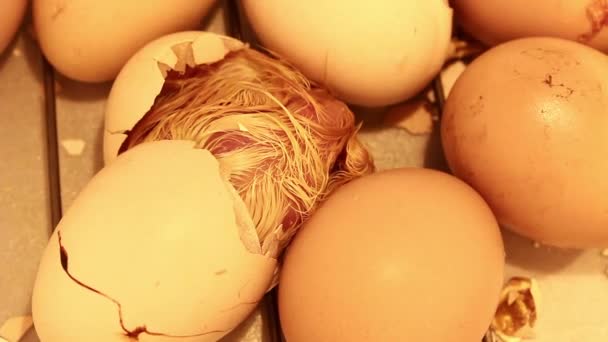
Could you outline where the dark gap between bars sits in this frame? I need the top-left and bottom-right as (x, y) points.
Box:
(41, 54), (63, 232)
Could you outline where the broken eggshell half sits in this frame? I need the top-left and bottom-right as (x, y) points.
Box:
(102, 30), (374, 263)
(32, 140), (277, 342)
(103, 31), (243, 164)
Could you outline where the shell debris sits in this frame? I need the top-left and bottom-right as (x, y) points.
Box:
(489, 277), (540, 342)
(0, 315), (33, 342)
(61, 139), (86, 156)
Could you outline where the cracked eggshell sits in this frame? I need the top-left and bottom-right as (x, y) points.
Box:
(453, 0), (608, 52)
(242, 0), (453, 107)
(0, 0), (27, 54)
(103, 31), (245, 165)
(33, 0), (217, 82)
(32, 140), (276, 342)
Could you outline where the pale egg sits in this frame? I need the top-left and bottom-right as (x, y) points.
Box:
(242, 0), (453, 107)
(33, 0), (216, 82)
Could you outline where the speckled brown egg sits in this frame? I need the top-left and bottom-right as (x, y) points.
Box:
(442, 37), (608, 248)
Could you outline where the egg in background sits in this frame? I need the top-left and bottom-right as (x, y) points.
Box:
(241, 0), (453, 108)
(0, 0), (28, 55)
(442, 37), (608, 248)
(452, 0), (608, 52)
(33, 0), (217, 82)
(278, 168), (505, 342)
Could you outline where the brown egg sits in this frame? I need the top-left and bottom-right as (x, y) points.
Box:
(452, 0), (608, 52)
(441, 37), (608, 248)
(278, 168), (505, 342)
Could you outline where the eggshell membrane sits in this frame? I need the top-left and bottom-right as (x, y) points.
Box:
(33, 0), (217, 82)
(103, 31), (244, 165)
(32, 140), (277, 341)
(278, 168), (505, 342)
(453, 0), (608, 52)
(0, 0), (27, 54)
(242, 0), (453, 107)
(441, 37), (608, 248)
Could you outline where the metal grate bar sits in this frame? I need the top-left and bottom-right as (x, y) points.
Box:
(432, 76), (446, 115)
(41, 54), (63, 232)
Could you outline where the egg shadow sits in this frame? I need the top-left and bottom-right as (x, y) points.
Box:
(501, 228), (584, 273)
(22, 325), (39, 342)
(200, 0), (226, 30)
(0, 34), (18, 69)
(352, 105), (390, 131)
(53, 73), (112, 102)
(21, 296), (39, 342)
(226, 0), (262, 45)
(17, 9), (49, 87)
(53, 74), (110, 174)
(19, 34), (46, 87)
(219, 294), (280, 342)
(423, 116), (449, 172)
(92, 121), (106, 173)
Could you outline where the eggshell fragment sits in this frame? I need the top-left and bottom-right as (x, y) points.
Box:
(32, 140), (276, 341)
(0, 0), (27, 55)
(0, 315), (33, 342)
(384, 98), (435, 135)
(242, 0), (453, 107)
(442, 37), (608, 248)
(491, 277), (541, 340)
(60, 139), (86, 156)
(33, 0), (217, 82)
(103, 31), (244, 164)
(384, 60), (466, 134)
(438, 60), (467, 97)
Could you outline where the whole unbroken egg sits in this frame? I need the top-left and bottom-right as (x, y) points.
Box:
(33, 0), (216, 82)
(242, 0), (453, 107)
(278, 168), (505, 342)
(0, 0), (28, 54)
(442, 37), (608, 248)
(453, 0), (608, 52)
